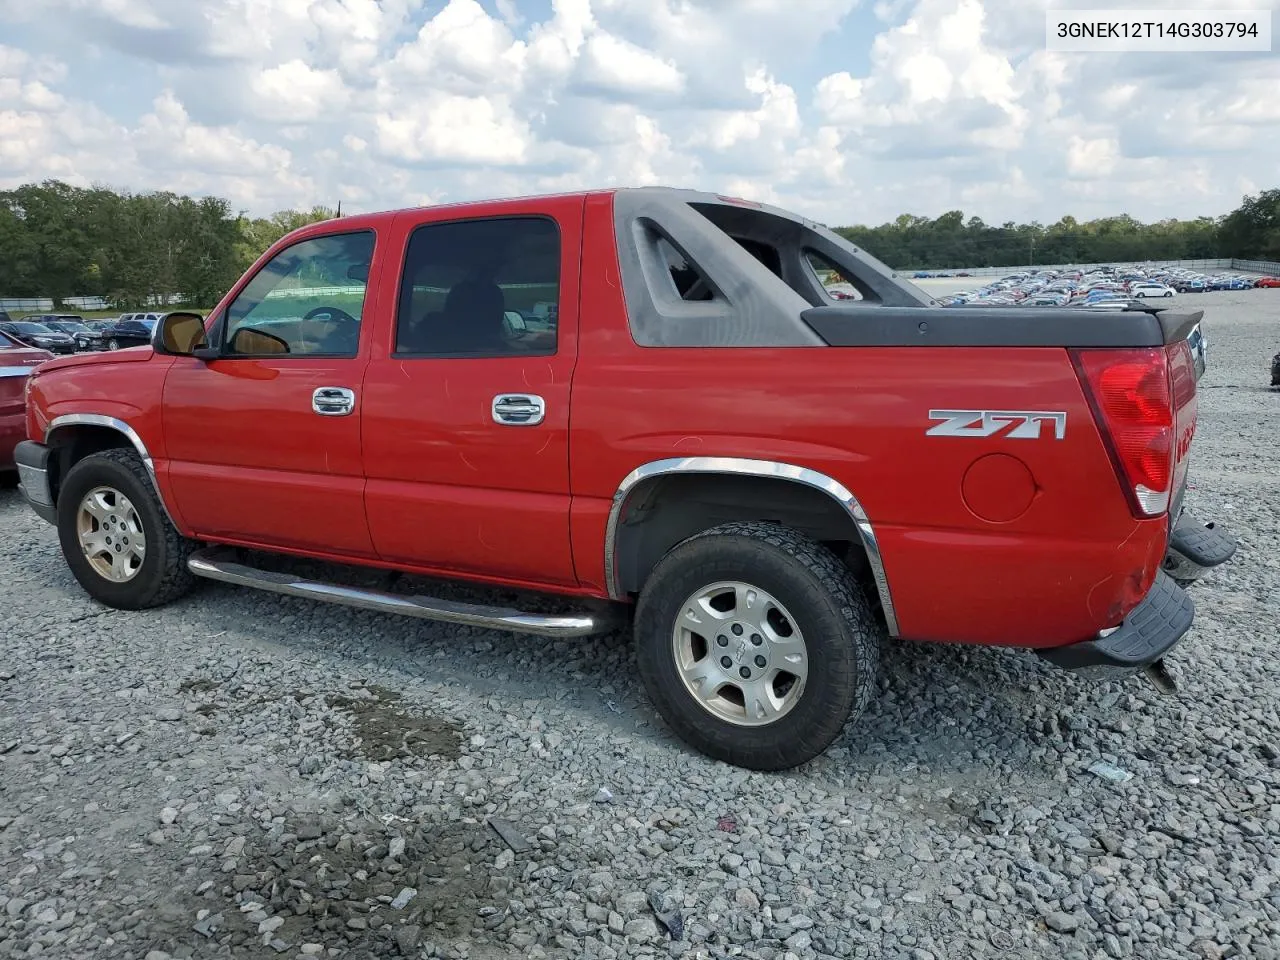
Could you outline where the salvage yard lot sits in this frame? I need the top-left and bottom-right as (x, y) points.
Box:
(1, 289), (1278, 960)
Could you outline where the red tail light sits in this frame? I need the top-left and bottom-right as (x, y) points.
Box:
(1072, 343), (1195, 519)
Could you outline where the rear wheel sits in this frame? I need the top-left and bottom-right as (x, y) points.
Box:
(634, 521), (880, 770)
(56, 449), (197, 609)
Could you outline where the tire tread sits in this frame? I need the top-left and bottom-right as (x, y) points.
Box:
(58, 448), (197, 609)
(634, 520), (880, 770)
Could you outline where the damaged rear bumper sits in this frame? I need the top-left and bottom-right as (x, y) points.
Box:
(1038, 509), (1236, 687)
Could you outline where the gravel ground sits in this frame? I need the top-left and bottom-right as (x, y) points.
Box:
(2, 288), (1278, 960)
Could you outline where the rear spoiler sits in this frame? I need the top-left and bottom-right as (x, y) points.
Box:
(800, 302), (1206, 350)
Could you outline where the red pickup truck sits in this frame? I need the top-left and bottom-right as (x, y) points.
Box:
(13, 188), (1236, 770)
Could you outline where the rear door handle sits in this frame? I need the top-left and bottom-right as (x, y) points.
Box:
(312, 386), (356, 416)
(492, 394), (546, 425)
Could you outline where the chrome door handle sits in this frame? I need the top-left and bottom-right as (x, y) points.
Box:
(492, 394), (546, 425)
(312, 386), (356, 416)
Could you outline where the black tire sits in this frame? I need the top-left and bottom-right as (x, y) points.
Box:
(634, 521), (880, 771)
(56, 448), (197, 610)
(108, 339), (120, 350)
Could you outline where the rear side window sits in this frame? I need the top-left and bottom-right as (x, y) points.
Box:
(393, 216), (560, 358)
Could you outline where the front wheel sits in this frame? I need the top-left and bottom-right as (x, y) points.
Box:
(108, 338), (120, 350)
(56, 448), (198, 610)
(634, 521), (881, 770)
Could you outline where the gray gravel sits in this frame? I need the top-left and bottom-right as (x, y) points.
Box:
(2, 287), (1279, 960)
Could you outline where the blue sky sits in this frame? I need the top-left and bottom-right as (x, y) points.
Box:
(0, 0), (1276, 226)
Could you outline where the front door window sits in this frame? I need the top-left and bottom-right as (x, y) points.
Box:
(223, 231), (375, 357)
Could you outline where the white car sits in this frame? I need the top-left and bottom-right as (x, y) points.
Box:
(1129, 283), (1175, 298)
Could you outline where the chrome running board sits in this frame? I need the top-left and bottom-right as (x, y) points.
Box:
(187, 548), (613, 638)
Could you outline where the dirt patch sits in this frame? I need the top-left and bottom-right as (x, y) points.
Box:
(326, 685), (464, 762)
(146, 813), (550, 959)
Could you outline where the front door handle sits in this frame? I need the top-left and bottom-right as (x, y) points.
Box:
(492, 394), (546, 425)
(313, 386), (356, 416)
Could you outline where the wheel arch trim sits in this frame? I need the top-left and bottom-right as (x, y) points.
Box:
(44, 413), (180, 528)
(603, 456), (900, 636)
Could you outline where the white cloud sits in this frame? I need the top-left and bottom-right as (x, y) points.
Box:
(1066, 136), (1119, 178)
(0, 0), (1277, 231)
(374, 94), (531, 166)
(250, 60), (350, 122)
(578, 32), (684, 98)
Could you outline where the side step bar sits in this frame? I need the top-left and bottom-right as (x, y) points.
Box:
(187, 548), (615, 638)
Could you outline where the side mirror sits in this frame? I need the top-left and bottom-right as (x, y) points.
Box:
(153, 312), (208, 356)
(228, 326), (291, 355)
(347, 263), (370, 283)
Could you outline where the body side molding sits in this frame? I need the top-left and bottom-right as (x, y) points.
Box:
(603, 456), (900, 637)
(44, 413), (180, 528)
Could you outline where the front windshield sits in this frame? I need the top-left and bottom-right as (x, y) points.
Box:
(13, 322), (54, 334)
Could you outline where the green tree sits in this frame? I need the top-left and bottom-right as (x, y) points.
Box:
(1218, 189), (1280, 260)
(2, 181), (97, 307)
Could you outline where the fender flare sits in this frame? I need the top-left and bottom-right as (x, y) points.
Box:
(603, 456), (899, 637)
(44, 413), (181, 529)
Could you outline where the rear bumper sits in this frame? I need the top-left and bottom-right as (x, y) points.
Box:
(14, 439), (56, 524)
(1038, 571), (1193, 672)
(1038, 509), (1236, 676)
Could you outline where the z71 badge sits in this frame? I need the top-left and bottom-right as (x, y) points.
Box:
(927, 409), (1067, 440)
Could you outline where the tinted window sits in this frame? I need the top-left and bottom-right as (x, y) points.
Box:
(224, 231), (375, 357)
(13, 322), (54, 334)
(394, 217), (559, 358)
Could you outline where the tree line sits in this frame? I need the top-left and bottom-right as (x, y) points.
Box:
(0, 181), (335, 309)
(1, 179), (1278, 307)
(833, 188), (1280, 271)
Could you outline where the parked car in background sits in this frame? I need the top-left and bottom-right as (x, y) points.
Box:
(73, 319), (115, 351)
(1255, 277), (1280, 289)
(27, 312), (88, 326)
(99, 316), (158, 350)
(117, 312), (166, 327)
(0, 320), (77, 354)
(38, 317), (99, 351)
(0, 330), (53, 473)
(1129, 283), (1175, 298)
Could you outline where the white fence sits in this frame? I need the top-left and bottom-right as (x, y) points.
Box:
(0, 296), (112, 312)
(0, 293), (187, 313)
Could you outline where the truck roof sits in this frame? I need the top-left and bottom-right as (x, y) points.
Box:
(288, 186), (833, 236)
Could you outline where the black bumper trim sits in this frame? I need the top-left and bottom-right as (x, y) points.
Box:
(1038, 571), (1194, 672)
